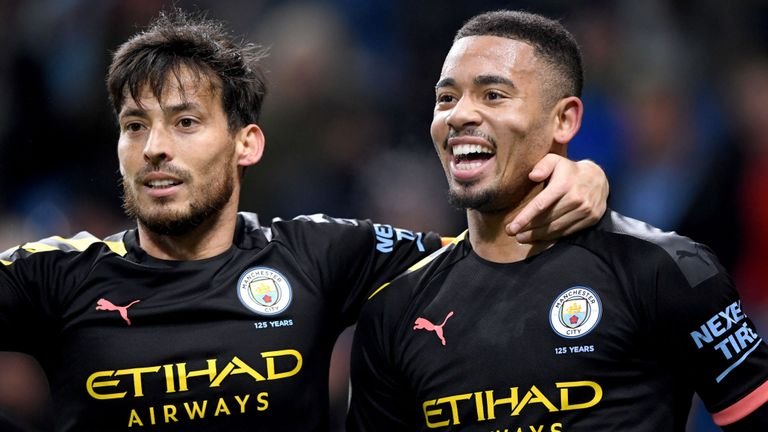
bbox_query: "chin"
[448,187,495,211]
[139,211,203,236]
[448,181,530,213]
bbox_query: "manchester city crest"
[549,286,602,339]
[237,267,293,316]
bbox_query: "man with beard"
[346,10,768,432]
[0,10,609,431]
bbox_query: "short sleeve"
[655,245,768,422]
[271,215,444,325]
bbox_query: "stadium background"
[0,0,766,430]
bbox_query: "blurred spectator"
[241,1,385,221]
[567,4,627,182]
[728,55,768,324]
[357,144,464,235]
[0,352,51,431]
[607,0,742,275]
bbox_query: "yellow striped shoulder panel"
[1,232,126,265]
[368,231,467,300]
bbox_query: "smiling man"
[347,10,768,432]
[0,9,612,431]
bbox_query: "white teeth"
[452,144,493,156]
[147,179,179,188]
[455,161,483,171]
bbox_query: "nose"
[143,126,173,164]
[446,95,482,131]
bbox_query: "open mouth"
[452,144,495,170]
[145,179,182,189]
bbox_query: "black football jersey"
[0,212,443,431]
[348,210,768,432]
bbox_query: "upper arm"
[277,216,443,324]
[653,251,768,425]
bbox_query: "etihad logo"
[96,298,141,325]
[86,350,302,400]
[414,311,454,346]
[549,287,601,339]
[422,381,602,428]
[237,267,292,316]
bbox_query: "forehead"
[119,68,221,112]
[440,36,538,81]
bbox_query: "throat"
[470,233,554,263]
[466,206,553,263]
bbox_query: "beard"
[447,177,534,214]
[121,162,235,236]
[448,186,499,211]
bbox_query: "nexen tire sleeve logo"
[549,286,602,339]
[237,267,293,316]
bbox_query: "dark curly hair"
[455,10,583,105]
[106,9,268,132]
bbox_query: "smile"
[451,144,495,170]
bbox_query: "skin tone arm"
[508,155,608,243]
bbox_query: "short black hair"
[455,10,583,103]
[106,9,268,132]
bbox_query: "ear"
[552,96,583,146]
[235,124,265,167]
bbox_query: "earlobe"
[237,124,265,167]
[553,97,583,145]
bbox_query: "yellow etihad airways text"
[423,380,602,428]
[86,349,302,399]
[127,392,268,427]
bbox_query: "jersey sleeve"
[346,278,421,431]
[271,215,444,326]
[0,244,61,353]
[653,243,768,427]
[0,233,112,354]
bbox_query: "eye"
[124,122,145,133]
[436,93,456,104]
[486,91,503,100]
[178,118,197,128]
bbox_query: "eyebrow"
[435,77,456,89]
[162,102,200,116]
[118,107,147,119]
[435,75,516,89]
[119,102,202,120]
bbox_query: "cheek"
[430,115,447,148]
[116,141,137,174]
[202,141,238,172]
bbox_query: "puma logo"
[96,298,141,326]
[676,247,708,265]
[414,311,454,346]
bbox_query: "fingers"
[510,197,581,242]
[507,154,575,236]
[514,211,590,243]
[507,179,571,235]
[528,153,561,182]
[506,157,609,243]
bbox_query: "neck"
[137,206,238,261]
[466,183,554,263]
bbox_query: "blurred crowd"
[0,0,766,430]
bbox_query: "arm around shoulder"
[509,155,608,243]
